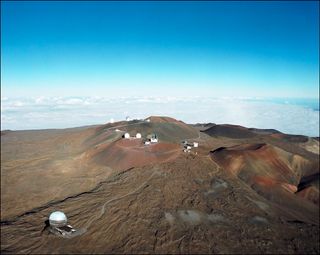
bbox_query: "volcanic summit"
[1,116,319,254]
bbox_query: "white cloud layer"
[1,96,319,137]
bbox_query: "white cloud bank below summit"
[1,96,319,137]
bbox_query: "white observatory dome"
[136,133,142,139]
[49,211,68,227]
[124,133,130,139]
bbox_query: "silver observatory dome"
[49,211,68,227]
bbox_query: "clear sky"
[1,1,319,98]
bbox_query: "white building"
[124,133,130,139]
[150,134,158,143]
[144,141,151,145]
[136,133,142,139]
[49,211,67,227]
[126,116,131,121]
[193,142,199,148]
[115,129,121,132]
[48,211,76,237]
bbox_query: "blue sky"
[1,1,319,98]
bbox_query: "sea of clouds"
[1,96,319,137]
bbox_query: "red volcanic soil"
[253,175,278,186]
[210,143,315,196]
[85,115,199,146]
[270,133,309,143]
[1,117,320,254]
[86,138,181,171]
[210,143,310,185]
[281,183,298,193]
[148,116,182,123]
[248,128,280,135]
[253,176,297,193]
[203,124,257,139]
[210,143,319,224]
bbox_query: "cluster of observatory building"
[110,116,158,145]
[111,116,199,151]
[46,116,201,238]
[122,131,158,145]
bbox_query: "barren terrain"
[1,117,319,254]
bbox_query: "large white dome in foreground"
[49,211,68,227]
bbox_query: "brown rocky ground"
[1,117,319,254]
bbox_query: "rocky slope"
[1,117,319,254]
